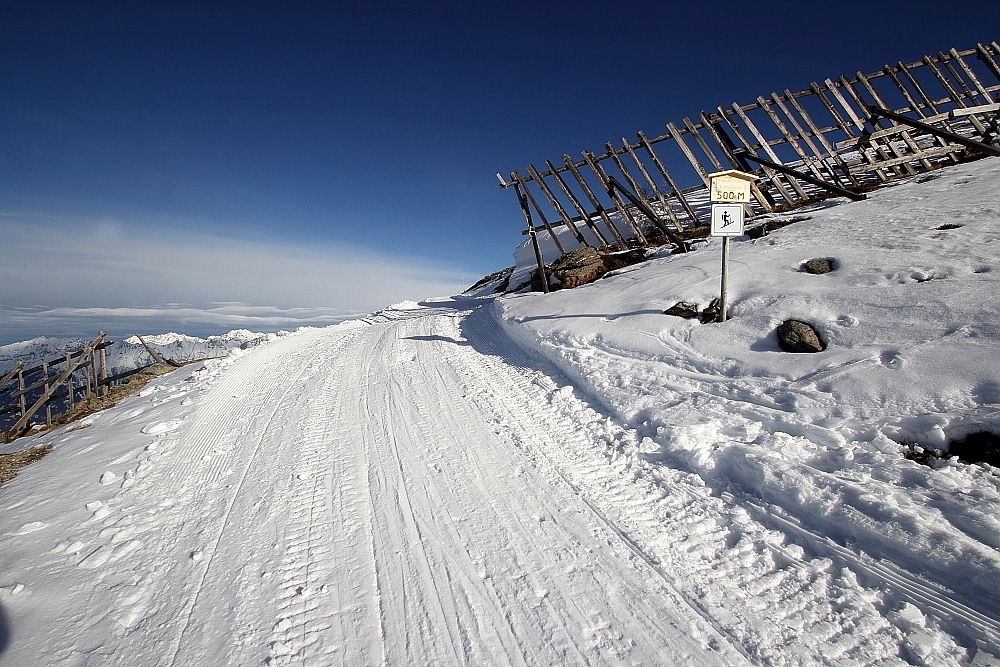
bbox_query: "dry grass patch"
[0,444,52,488]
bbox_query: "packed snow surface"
[1,158,999,666]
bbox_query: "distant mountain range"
[0,329,286,376]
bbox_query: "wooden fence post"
[65,354,74,409]
[545,159,611,246]
[636,131,701,225]
[620,137,685,230]
[513,170,566,256]
[526,164,588,247]
[583,150,647,244]
[562,154,628,246]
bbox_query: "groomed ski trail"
[8,305,743,667]
[4,300,988,666]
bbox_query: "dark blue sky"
[1,0,997,341]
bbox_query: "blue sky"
[1,0,996,343]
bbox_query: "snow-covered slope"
[0,157,998,667]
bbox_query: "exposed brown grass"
[0,444,52,488]
[6,361,183,444]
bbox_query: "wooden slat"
[940,51,986,106]
[682,117,725,172]
[605,141,674,237]
[848,145,957,173]
[729,104,808,199]
[698,111,770,213]
[513,170,565,255]
[665,121,712,186]
[42,362,51,424]
[0,363,24,394]
[582,151,646,244]
[65,354,74,409]
[840,73,914,175]
[562,154,628,246]
[975,43,1000,85]
[99,348,108,398]
[526,164,588,246]
[782,89,859,186]
[756,95,826,180]
[619,138,684,230]
[636,131,701,224]
[544,160,611,246]
[881,63,962,160]
[855,70,932,171]
[716,106,798,204]
[923,55,989,135]
[813,79,888,181]
[823,78,895,178]
[949,48,993,104]
[17,370,26,417]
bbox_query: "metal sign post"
[707,170,755,322]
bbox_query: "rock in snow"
[776,319,826,352]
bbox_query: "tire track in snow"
[165,330,350,667]
[309,307,736,666]
[455,303,943,666]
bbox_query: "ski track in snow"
[1,299,997,666]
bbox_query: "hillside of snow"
[0,156,998,667]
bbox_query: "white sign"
[711,204,744,236]
[710,175,751,203]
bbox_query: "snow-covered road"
[1,305,750,666]
[2,295,998,666]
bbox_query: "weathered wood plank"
[513,170,566,255]
[682,117,725,172]
[582,151,647,244]
[526,164,588,246]
[782,89,859,185]
[847,145,958,172]
[950,48,993,103]
[855,70,931,171]
[606,141,675,237]
[729,104,808,199]
[822,78,893,178]
[757,95,826,180]
[699,111,770,213]
[716,106,797,204]
[0,363,24,394]
[665,121,712,186]
[563,155,628,245]
[636,131,701,225]
[620,138,684,230]
[923,55,989,135]
[545,159,611,245]
[975,43,1000,84]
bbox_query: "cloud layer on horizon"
[1,213,472,343]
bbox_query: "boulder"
[529,267,552,292]
[803,259,835,274]
[776,320,826,353]
[701,298,721,324]
[664,302,699,319]
[550,247,606,289]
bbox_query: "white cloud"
[0,213,470,342]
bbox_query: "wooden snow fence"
[0,332,128,443]
[499,43,1000,258]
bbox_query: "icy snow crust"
[0,158,998,666]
